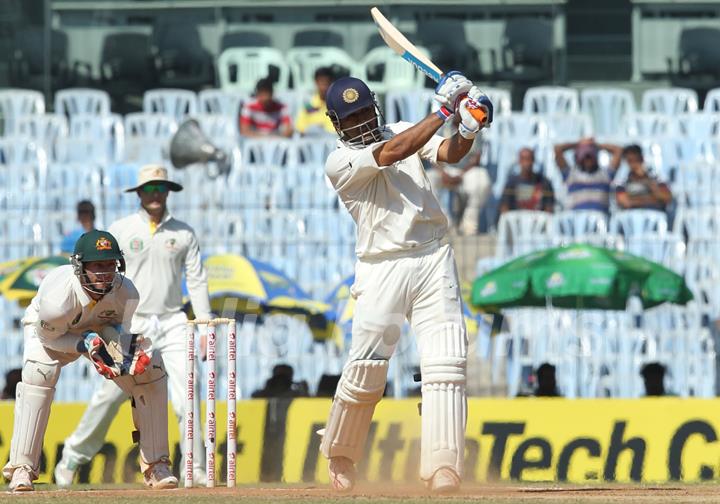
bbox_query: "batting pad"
[420,323,467,481]
[2,382,55,480]
[115,353,170,473]
[320,359,389,462]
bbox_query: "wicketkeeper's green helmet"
[71,230,126,294]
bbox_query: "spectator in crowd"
[60,200,96,253]
[554,138,623,214]
[534,362,561,397]
[251,364,309,398]
[1,368,21,400]
[616,144,672,212]
[500,148,555,214]
[295,66,336,136]
[239,77,293,138]
[427,145,492,235]
[641,362,667,396]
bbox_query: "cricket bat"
[370,6,487,124]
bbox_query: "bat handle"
[468,107,488,124]
[457,92,488,125]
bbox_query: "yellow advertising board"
[2,398,720,484]
[0,400,266,484]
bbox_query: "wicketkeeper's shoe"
[53,456,77,487]
[328,456,356,492]
[428,467,461,494]
[9,466,34,492]
[143,460,178,490]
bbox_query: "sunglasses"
[140,184,169,194]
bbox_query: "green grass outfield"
[2,482,720,504]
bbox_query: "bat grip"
[455,92,488,124]
[468,107,488,124]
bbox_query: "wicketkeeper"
[2,230,177,492]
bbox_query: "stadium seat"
[482,87,512,117]
[522,86,580,115]
[286,47,357,93]
[198,89,247,118]
[672,161,720,208]
[59,113,124,164]
[0,136,44,166]
[619,112,672,138]
[217,47,290,93]
[0,89,45,136]
[546,113,594,142]
[551,210,609,246]
[16,114,68,163]
[490,18,555,84]
[580,88,636,138]
[240,138,292,167]
[641,88,699,114]
[194,113,238,143]
[384,89,436,124]
[152,21,213,90]
[142,89,198,122]
[54,88,112,118]
[495,210,552,259]
[99,32,157,113]
[609,209,668,239]
[702,88,720,113]
[122,113,177,163]
[220,31,272,50]
[361,46,427,93]
[274,90,303,124]
[293,29,344,48]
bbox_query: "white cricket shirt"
[24,265,140,354]
[325,121,448,259]
[109,209,211,320]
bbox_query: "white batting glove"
[458,98,480,139]
[467,86,494,124]
[434,71,473,121]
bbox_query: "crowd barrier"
[2,398,720,484]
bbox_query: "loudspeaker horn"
[169,119,230,175]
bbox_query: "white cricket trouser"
[330,241,468,480]
[3,326,169,480]
[428,166,491,235]
[60,311,204,472]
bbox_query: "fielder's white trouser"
[60,311,204,473]
[428,166,491,235]
[320,242,468,482]
[2,326,170,481]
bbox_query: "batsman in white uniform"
[319,74,493,493]
[3,230,177,492]
[55,165,212,485]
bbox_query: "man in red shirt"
[239,78,293,138]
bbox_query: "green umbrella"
[471,243,693,312]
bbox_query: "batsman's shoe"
[143,460,178,489]
[9,466,34,493]
[53,457,77,487]
[428,467,461,494]
[328,456,356,492]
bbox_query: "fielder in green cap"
[3,230,178,492]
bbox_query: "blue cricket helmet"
[326,77,376,120]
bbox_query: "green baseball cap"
[73,230,123,263]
